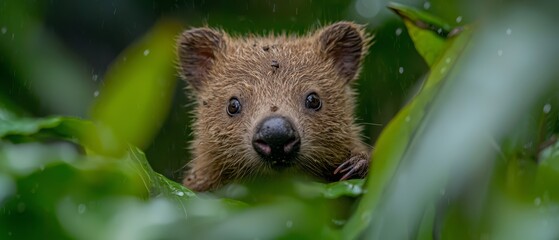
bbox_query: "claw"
[334,154,369,180]
[340,167,358,180]
[334,160,352,175]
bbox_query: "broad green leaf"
[321,179,365,199]
[126,145,196,203]
[388,2,461,67]
[0,116,96,144]
[292,179,365,200]
[0,114,199,205]
[89,20,182,156]
[342,26,473,240]
[0,117,63,137]
[387,2,454,33]
[0,143,147,239]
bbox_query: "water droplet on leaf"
[543,103,551,113]
[286,220,293,228]
[78,204,87,214]
[534,197,541,206]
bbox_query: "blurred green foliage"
[1,0,559,239]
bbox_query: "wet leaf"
[0,142,147,239]
[321,179,365,199]
[0,116,95,144]
[388,2,462,67]
[89,20,182,156]
[126,145,196,204]
[342,26,473,240]
[536,140,559,200]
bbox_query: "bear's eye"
[305,93,322,111]
[227,97,242,116]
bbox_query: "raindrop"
[78,204,87,214]
[440,67,447,74]
[398,67,404,74]
[395,28,403,36]
[405,116,411,122]
[355,0,381,18]
[455,16,462,23]
[332,219,347,226]
[350,183,362,194]
[497,50,503,56]
[543,103,551,114]
[1,27,6,34]
[423,1,431,10]
[176,191,185,196]
[445,57,451,64]
[143,49,150,56]
[534,197,541,206]
[272,3,276,12]
[286,220,293,228]
[437,28,442,34]
[506,28,512,35]
[92,74,98,82]
[93,90,100,97]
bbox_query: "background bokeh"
[2,1,559,239]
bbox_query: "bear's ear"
[317,22,368,83]
[177,28,225,91]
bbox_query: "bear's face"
[178,22,368,184]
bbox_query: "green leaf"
[536,140,559,200]
[321,179,365,199]
[387,2,454,33]
[126,145,196,203]
[0,142,147,239]
[0,117,63,137]
[0,116,96,144]
[89,20,182,156]
[388,2,462,67]
[342,25,473,240]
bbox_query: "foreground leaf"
[0,116,96,144]
[342,24,473,240]
[89,20,182,156]
[388,2,461,66]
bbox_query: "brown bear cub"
[177,22,372,192]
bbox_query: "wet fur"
[177,22,372,191]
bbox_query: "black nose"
[252,116,300,166]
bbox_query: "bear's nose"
[252,116,300,167]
